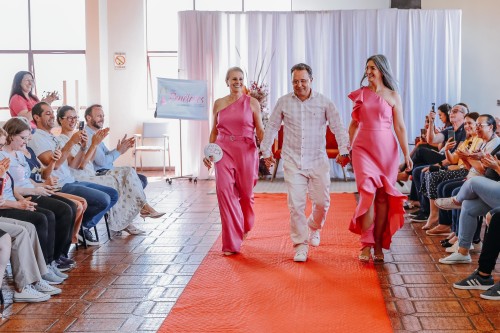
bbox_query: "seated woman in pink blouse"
[9,71,58,129]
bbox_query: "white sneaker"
[33,280,62,296]
[308,228,321,247]
[445,242,474,253]
[42,267,64,285]
[293,250,308,262]
[13,284,50,303]
[439,252,472,264]
[49,261,68,279]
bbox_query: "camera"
[431,102,435,112]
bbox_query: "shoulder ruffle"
[348,87,365,121]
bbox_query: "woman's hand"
[485,211,492,227]
[0,158,10,177]
[80,130,88,150]
[16,198,37,211]
[52,149,62,161]
[404,155,413,172]
[443,138,456,152]
[481,153,500,169]
[203,156,213,169]
[33,186,55,196]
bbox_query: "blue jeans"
[437,178,464,226]
[413,165,429,214]
[61,181,119,229]
[456,177,500,249]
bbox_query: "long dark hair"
[10,71,40,102]
[360,54,398,91]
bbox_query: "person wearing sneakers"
[261,63,350,262]
[436,128,500,264]
[0,217,62,302]
[453,207,500,300]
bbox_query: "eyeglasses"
[448,109,463,115]
[62,116,79,121]
[477,123,491,128]
[292,79,310,85]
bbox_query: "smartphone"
[420,128,426,136]
[447,129,455,142]
[431,102,435,112]
[78,121,85,131]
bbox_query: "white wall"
[422,0,500,116]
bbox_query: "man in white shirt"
[260,63,350,262]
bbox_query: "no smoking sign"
[114,52,126,70]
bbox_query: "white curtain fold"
[178,9,461,178]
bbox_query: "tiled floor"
[0,174,499,332]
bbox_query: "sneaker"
[33,280,62,296]
[58,255,76,267]
[308,228,321,247]
[293,250,308,262]
[439,252,472,264]
[78,228,100,246]
[13,284,50,303]
[446,242,474,253]
[480,282,500,300]
[55,258,73,272]
[50,261,69,278]
[453,270,495,290]
[42,268,64,285]
[435,196,462,210]
[410,211,429,222]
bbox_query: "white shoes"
[293,250,308,262]
[13,284,51,303]
[308,228,321,247]
[33,279,62,295]
[42,267,64,285]
[439,252,472,264]
[445,242,475,253]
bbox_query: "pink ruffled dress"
[348,87,406,249]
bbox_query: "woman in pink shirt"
[9,71,58,129]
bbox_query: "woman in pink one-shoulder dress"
[348,55,413,263]
[203,67,264,256]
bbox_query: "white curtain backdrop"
[178,9,461,179]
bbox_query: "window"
[0,0,86,117]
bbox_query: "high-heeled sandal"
[358,247,371,263]
[140,211,166,220]
[372,253,385,263]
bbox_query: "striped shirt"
[260,90,350,170]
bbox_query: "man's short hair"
[290,63,313,78]
[85,104,102,119]
[32,102,50,119]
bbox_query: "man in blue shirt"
[84,104,148,188]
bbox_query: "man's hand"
[263,156,275,170]
[92,128,110,145]
[117,134,135,154]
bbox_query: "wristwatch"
[340,154,349,158]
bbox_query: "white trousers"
[283,159,331,250]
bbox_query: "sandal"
[358,247,371,263]
[372,253,385,263]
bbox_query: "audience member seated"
[0,217,62,302]
[408,103,468,223]
[84,104,148,189]
[56,106,164,235]
[419,112,481,232]
[452,207,500,301]
[2,117,78,272]
[28,102,119,245]
[9,71,58,129]
[436,136,500,264]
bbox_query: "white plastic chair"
[133,122,170,176]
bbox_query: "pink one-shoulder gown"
[348,87,406,249]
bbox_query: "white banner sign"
[156,78,208,120]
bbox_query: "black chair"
[76,213,111,249]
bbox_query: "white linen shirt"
[260,90,350,170]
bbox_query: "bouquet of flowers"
[248,80,270,128]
